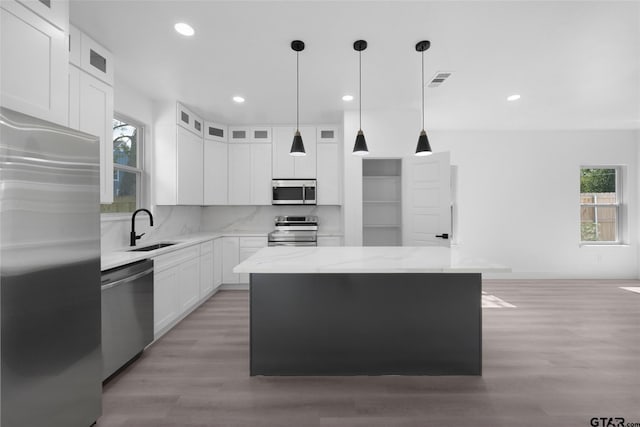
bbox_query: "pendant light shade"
[290,40,306,156]
[353,130,369,155]
[290,130,305,156]
[352,40,369,156]
[415,40,433,156]
[415,130,432,156]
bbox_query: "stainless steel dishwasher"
[101,259,154,381]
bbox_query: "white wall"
[344,110,639,279]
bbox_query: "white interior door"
[402,152,451,247]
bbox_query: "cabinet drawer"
[200,240,214,255]
[80,32,114,85]
[153,245,200,272]
[239,236,267,248]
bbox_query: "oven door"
[272,180,304,204]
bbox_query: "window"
[100,115,144,214]
[580,167,620,243]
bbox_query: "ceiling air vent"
[428,71,452,88]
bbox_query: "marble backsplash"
[101,206,202,252]
[101,205,343,253]
[201,205,342,234]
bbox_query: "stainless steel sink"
[128,242,176,252]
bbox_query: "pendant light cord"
[421,50,424,131]
[296,51,299,131]
[359,50,362,131]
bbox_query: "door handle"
[435,233,449,239]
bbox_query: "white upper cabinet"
[250,127,271,142]
[67,25,115,204]
[251,144,272,205]
[176,126,204,205]
[228,143,271,205]
[228,126,271,143]
[204,121,227,142]
[227,144,252,205]
[203,139,228,205]
[16,0,68,30]
[78,72,114,204]
[228,126,250,143]
[272,126,316,179]
[176,102,204,137]
[68,24,80,66]
[70,70,114,204]
[79,31,114,85]
[317,142,341,205]
[1,0,68,126]
[155,101,204,205]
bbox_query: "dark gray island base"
[250,273,482,376]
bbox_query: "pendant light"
[290,40,306,156]
[352,40,369,156]
[415,40,433,156]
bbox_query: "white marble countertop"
[233,246,511,274]
[101,232,267,271]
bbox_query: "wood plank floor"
[97,280,640,427]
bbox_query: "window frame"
[101,113,145,216]
[579,165,623,246]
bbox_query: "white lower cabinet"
[152,245,200,338]
[153,264,180,336]
[221,236,266,284]
[151,235,264,339]
[213,238,223,290]
[222,237,240,284]
[239,236,267,283]
[317,236,343,246]
[179,255,200,313]
[199,241,214,298]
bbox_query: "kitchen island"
[234,246,509,376]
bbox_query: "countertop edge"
[101,232,268,271]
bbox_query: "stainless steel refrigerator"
[0,107,101,426]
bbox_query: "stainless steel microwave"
[272,179,316,205]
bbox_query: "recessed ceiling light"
[507,94,521,101]
[233,96,245,103]
[174,22,194,37]
[342,95,354,101]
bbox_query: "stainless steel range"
[268,215,318,246]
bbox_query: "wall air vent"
[428,71,452,88]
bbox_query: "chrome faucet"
[130,208,154,246]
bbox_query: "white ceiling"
[69,1,640,130]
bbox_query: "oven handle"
[268,242,317,247]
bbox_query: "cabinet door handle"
[435,233,449,239]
